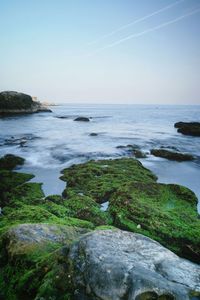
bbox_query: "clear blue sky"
[0,0,200,104]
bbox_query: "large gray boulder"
[70,229,200,300]
[0,91,51,114]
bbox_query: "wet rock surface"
[74,116,90,122]
[174,122,200,137]
[70,229,200,300]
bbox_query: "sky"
[0,0,200,104]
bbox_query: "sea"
[0,104,200,211]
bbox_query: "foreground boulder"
[151,149,194,161]
[1,226,200,300]
[0,224,90,300]
[70,229,200,300]
[174,122,200,136]
[0,91,51,115]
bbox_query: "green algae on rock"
[62,188,112,226]
[61,158,157,203]
[61,158,200,263]
[151,149,194,161]
[0,154,25,170]
[109,182,199,262]
[0,224,89,300]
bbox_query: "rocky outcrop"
[151,149,194,161]
[174,122,200,136]
[70,229,200,300]
[61,158,200,263]
[74,116,90,122]
[0,91,51,115]
[1,226,200,300]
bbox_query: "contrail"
[88,0,185,45]
[88,7,200,55]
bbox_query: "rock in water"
[0,154,25,170]
[70,229,200,300]
[151,149,194,161]
[0,91,51,114]
[74,116,90,122]
[174,122,200,137]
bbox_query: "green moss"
[0,237,73,300]
[109,182,200,262]
[61,158,157,203]
[61,158,200,262]
[62,188,112,226]
[8,182,45,207]
[0,204,94,235]
[95,225,117,230]
[0,154,25,170]
[0,170,34,207]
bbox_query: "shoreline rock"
[0,155,200,299]
[1,227,200,300]
[70,229,200,300]
[151,148,194,161]
[61,158,200,262]
[74,116,90,122]
[174,121,200,136]
[0,91,52,115]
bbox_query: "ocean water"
[0,104,200,211]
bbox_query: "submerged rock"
[0,91,51,115]
[132,149,147,158]
[151,149,194,161]
[74,116,90,122]
[174,122,200,136]
[70,229,200,300]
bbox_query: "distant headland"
[0,91,52,115]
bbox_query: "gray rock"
[74,116,90,122]
[70,229,200,300]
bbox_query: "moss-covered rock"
[62,188,112,226]
[0,224,89,300]
[151,149,194,161]
[0,154,25,170]
[109,182,199,262]
[61,158,200,262]
[61,158,157,203]
[0,170,34,207]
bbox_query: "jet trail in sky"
[88,7,200,55]
[88,0,185,45]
